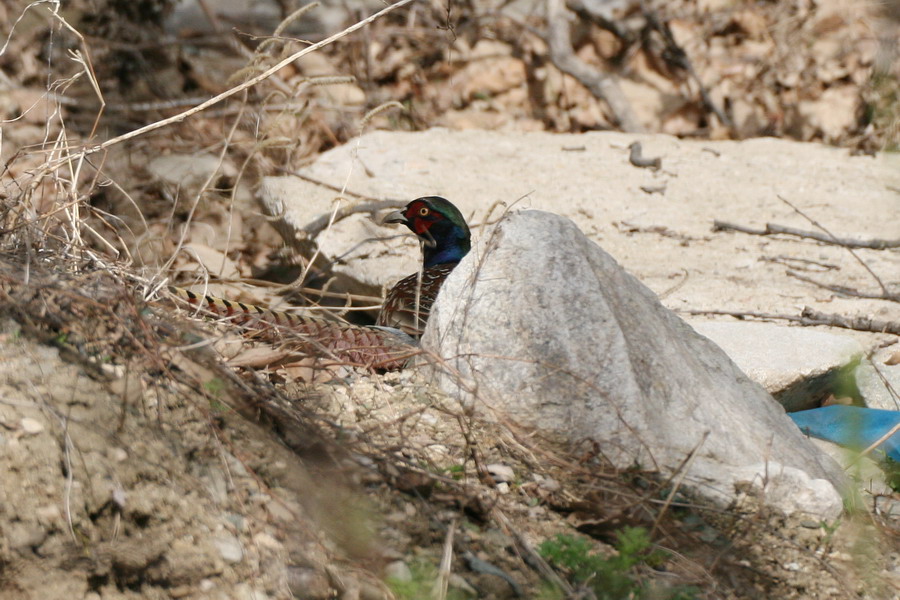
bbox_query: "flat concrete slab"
[691,321,863,411]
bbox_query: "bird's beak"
[381,209,408,225]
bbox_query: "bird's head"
[382,196,471,268]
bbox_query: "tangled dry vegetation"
[0,0,898,599]
[2,254,897,599]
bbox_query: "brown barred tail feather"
[166,285,416,370]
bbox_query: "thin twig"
[760,255,839,271]
[712,220,900,250]
[495,511,574,595]
[158,92,247,277]
[786,270,899,303]
[62,414,76,541]
[869,351,900,407]
[657,268,689,300]
[650,432,708,538]
[857,420,900,461]
[777,194,892,297]
[681,308,900,335]
[799,307,900,336]
[432,518,456,600]
[301,199,408,238]
[47,8,106,139]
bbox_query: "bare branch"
[799,307,900,336]
[713,220,900,250]
[682,308,900,335]
[786,270,899,303]
[777,194,893,298]
[301,200,408,239]
[545,0,644,132]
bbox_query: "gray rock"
[384,560,412,583]
[196,465,229,506]
[855,347,900,411]
[287,566,332,599]
[167,0,384,38]
[233,583,269,600]
[486,464,515,483]
[688,321,864,411]
[146,153,254,213]
[6,522,47,550]
[166,0,284,35]
[147,153,234,188]
[212,534,244,564]
[19,417,44,435]
[422,210,848,518]
[224,512,246,532]
[448,573,478,595]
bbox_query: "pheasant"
[168,286,416,370]
[167,197,469,370]
[376,196,471,338]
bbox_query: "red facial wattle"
[413,218,432,235]
[405,201,441,236]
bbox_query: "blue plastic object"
[790,405,900,462]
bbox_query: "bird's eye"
[419,207,430,216]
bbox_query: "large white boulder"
[423,210,849,518]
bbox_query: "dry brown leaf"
[455,40,526,102]
[295,52,366,106]
[281,357,341,383]
[729,10,769,39]
[797,84,860,140]
[822,394,854,406]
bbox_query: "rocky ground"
[0,247,897,599]
[0,0,898,599]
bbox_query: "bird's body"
[167,196,469,370]
[376,197,471,338]
[169,286,414,370]
[376,263,456,336]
